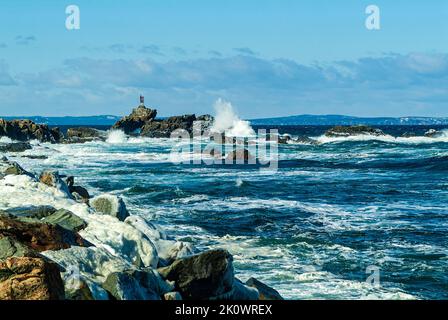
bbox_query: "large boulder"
[0,257,65,300]
[141,114,197,138]
[40,209,88,233]
[0,119,62,143]
[157,249,234,300]
[325,125,385,137]
[245,277,284,300]
[102,269,173,300]
[90,194,130,221]
[112,106,157,134]
[65,127,106,144]
[0,214,91,252]
[0,142,32,153]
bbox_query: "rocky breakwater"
[0,156,282,300]
[112,105,213,138]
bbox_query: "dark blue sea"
[11,125,448,299]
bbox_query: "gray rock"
[230,280,259,300]
[0,158,33,178]
[0,142,32,153]
[325,125,385,137]
[91,194,130,221]
[102,269,172,300]
[41,209,87,232]
[5,206,57,219]
[245,277,284,300]
[141,114,197,138]
[157,249,234,300]
[0,236,39,260]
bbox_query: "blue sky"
[0,0,447,117]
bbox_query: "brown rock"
[0,257,65,300]
[0,214,91,252]
[0,119,62,143]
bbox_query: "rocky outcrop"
[0,119,62,143]
[0,142,32,153]
[90,194,130,221]
[64,127,106,144]
[141,114,197,138]
[0,257,65,300]
[246,277,284,300]
[102,269,172,300]
[157,249,234,300]
[325,125,385,137]
[0,214,90,251]
[112,106,157,134]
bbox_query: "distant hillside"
[1,115,121,126]
[3,114,448,126]
[250,115,448,126]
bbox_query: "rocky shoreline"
[0,155,284,300]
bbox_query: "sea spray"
[211,99,255,137]
[106,130,128,144]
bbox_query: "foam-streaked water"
[6,125,448,300]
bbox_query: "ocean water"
[7,125,448,300]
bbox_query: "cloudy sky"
[0,0,447,118]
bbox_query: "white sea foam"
[316,130,448,145]
[211,99,255,137]
[106,129,128,144]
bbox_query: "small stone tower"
[139,95,145,106]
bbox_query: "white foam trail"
[106,130,128,144]
[211,99,255,137]
[316,129,448,145]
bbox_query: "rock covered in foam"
[157,249,234,300]
[0,257,65,300]
[91,194,130,222]
[125,215,195,265]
